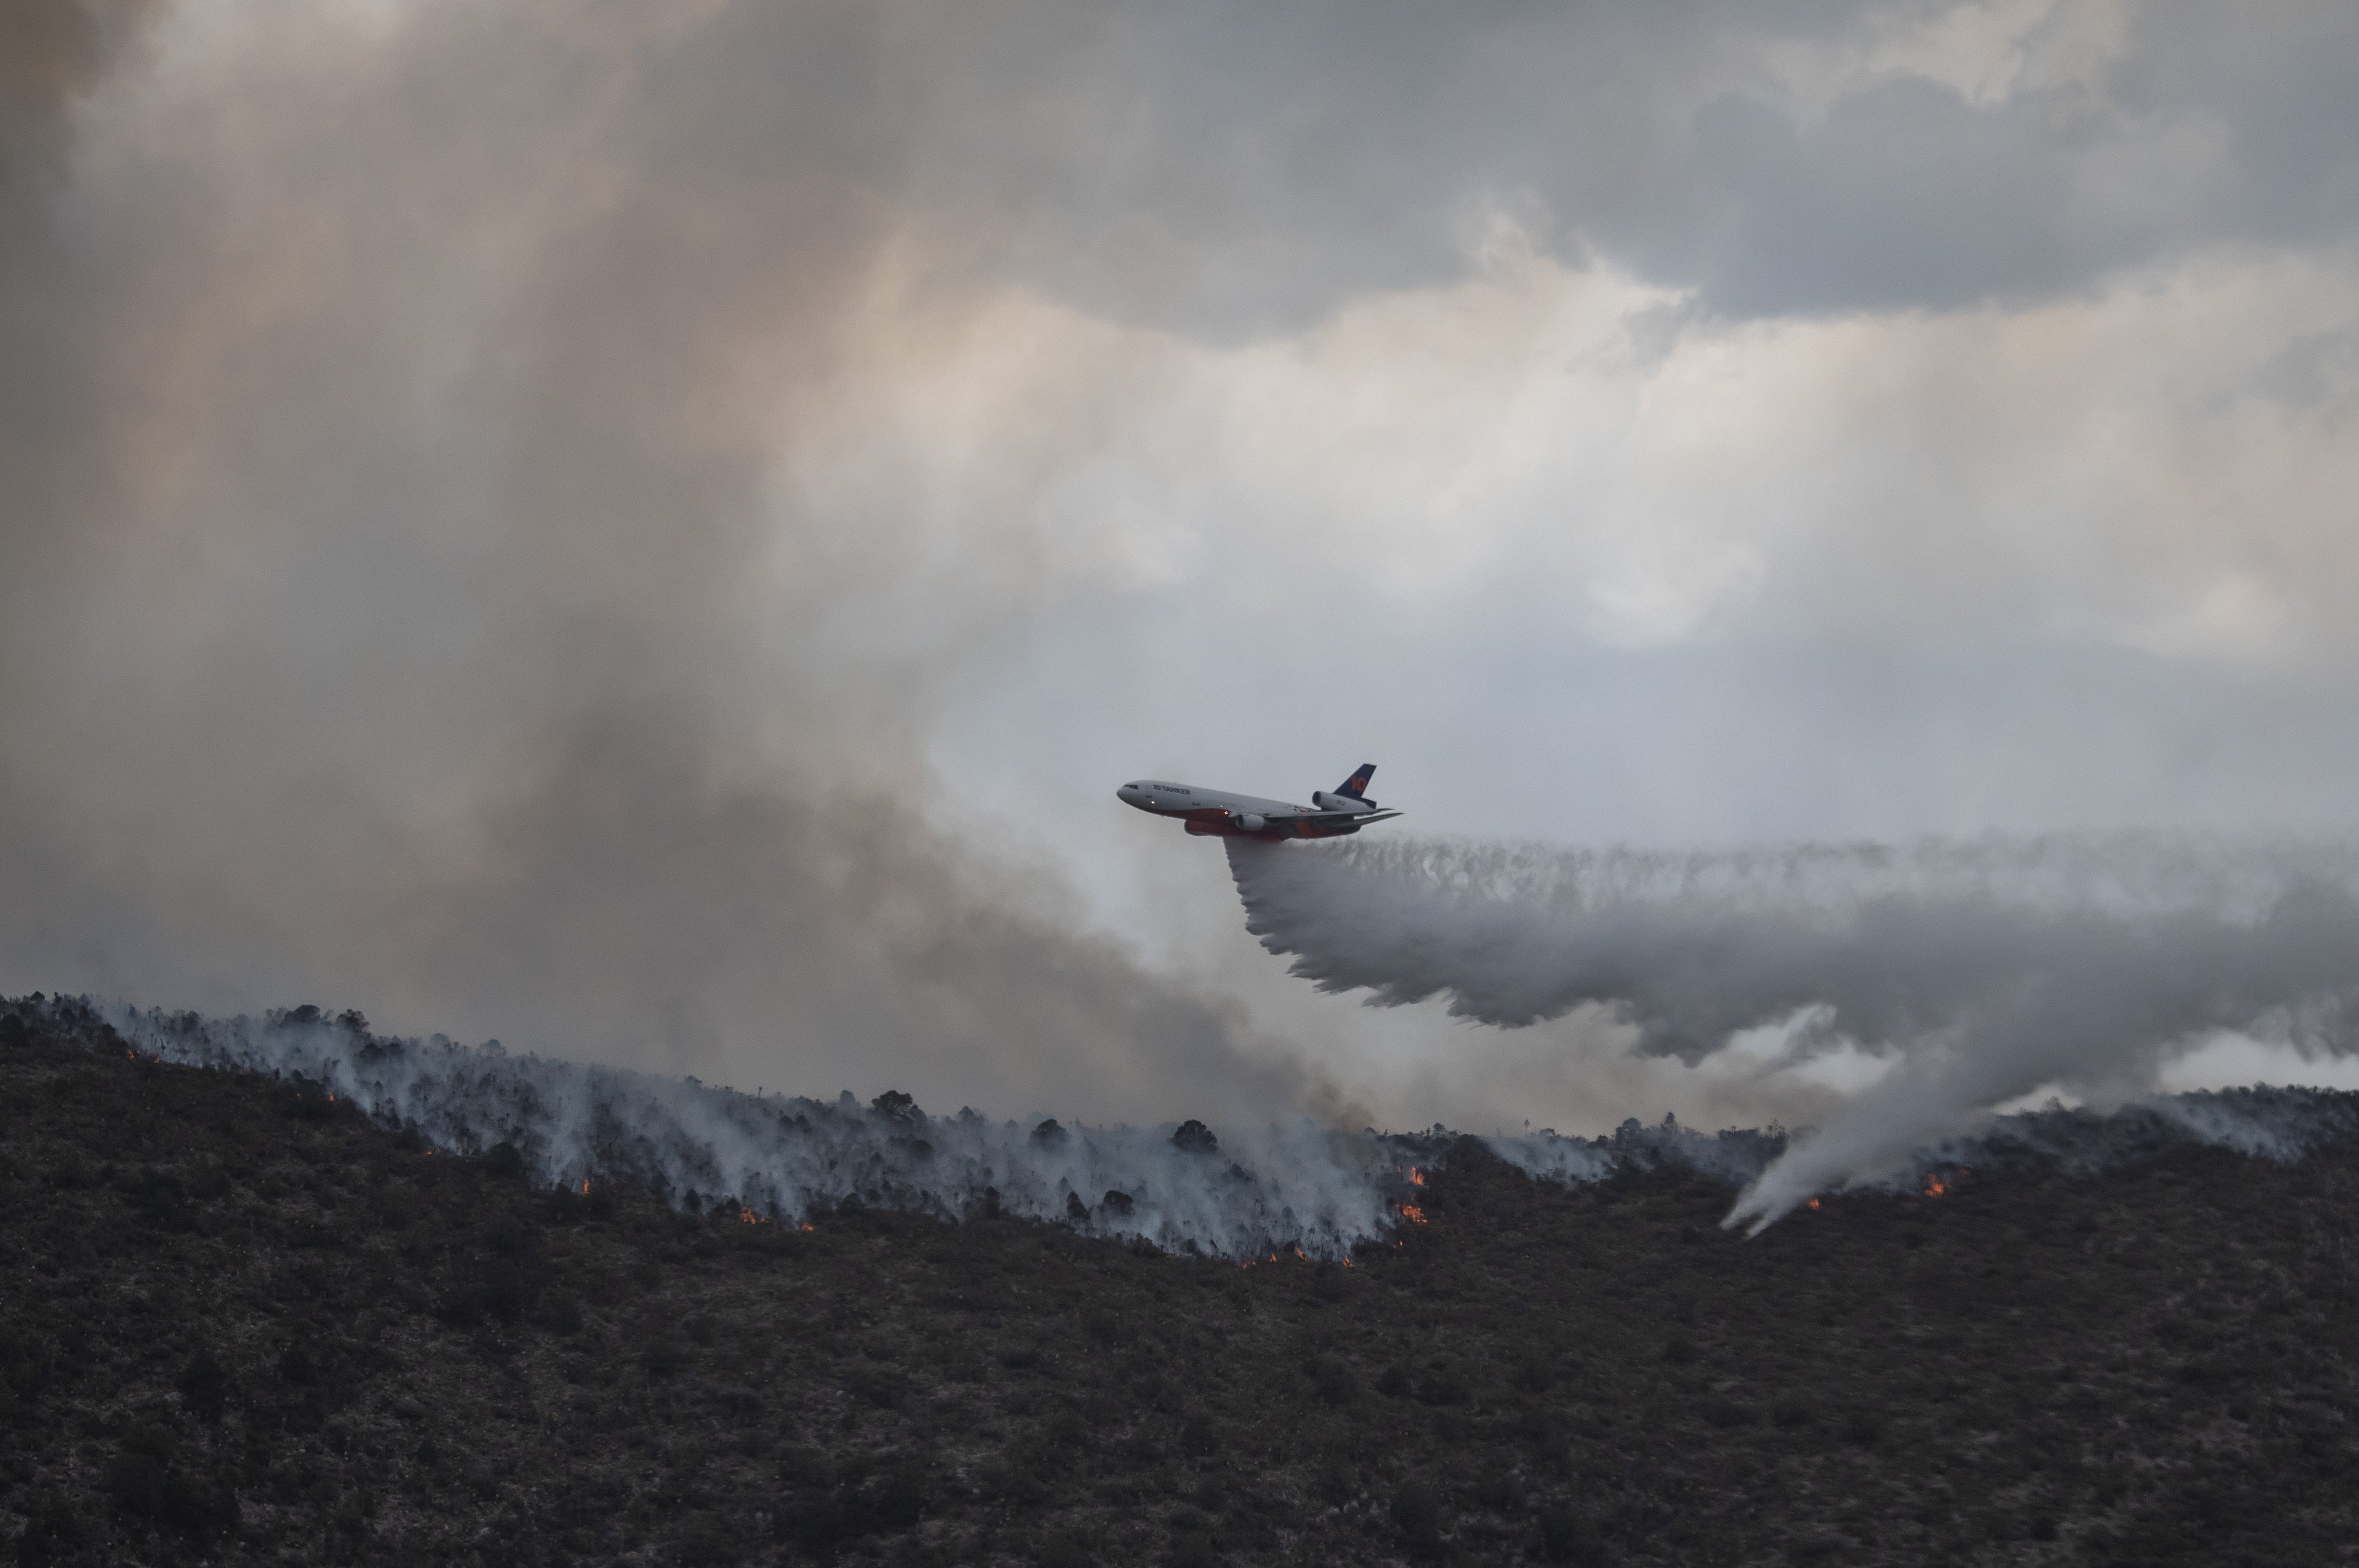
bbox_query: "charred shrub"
[480,1141,525,1178]
[846,1365,909,1409]
[774,1450,937,1555]
[1391,1478,1444,1560]
[104,1428,239,1544]
[124,1166,193,1231]
[1171,1120,1219,1155]
[1179,1410,1221,1456]
[12,1490,85,1568]
[1304,1355,1358,1405]
[435,1254,529,1326]
[1165,1528,1220,1568]
[1036,1531,1099,1568]
[481,1214,532,1257]
[844,1454,935,1533]
[176,1346,230,1425]
[103,1443,167,1518]
[1414,1365,1470,1407]
[533,1290,585,1335]
[1473,1463,1524,1512]
[1698,1395,1757,1429]
[275,1343,321,1388]
[1535,1504,1608,1566]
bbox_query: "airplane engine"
[1312,791,1374,812]
[1234,813,1267,833]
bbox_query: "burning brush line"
[35,997,2359,1253]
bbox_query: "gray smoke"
[100,998,1395,1258]
[70,995,2357,1257]
[0,1,1329,1125]
[1229,834,2359,1229]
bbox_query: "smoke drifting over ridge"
[1229,835,2359,1228]
[9,0,2359,1149]
[53,994,2357,1257]
[94,1001,1391,1259]
[0,1,1327,1123]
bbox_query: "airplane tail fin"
[1335,763,1376,802]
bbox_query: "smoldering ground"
[1229,834,2359,1229]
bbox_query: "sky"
[5,0,2358,1137]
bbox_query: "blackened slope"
[0,1002,2354,1567]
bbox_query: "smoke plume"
[96,1000,1393,1259]
[49,994,2355,1258]
[0,1,1323,1124]
[1229,834,2359,1229]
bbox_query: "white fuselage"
[1115,778,1389,840]
[1116,781,1310,819]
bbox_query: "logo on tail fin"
[1336,764,1376,802]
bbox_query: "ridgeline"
[2,1000,2354,1567]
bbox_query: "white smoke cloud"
[42,995,2351,1257]
[1227,833,2359,1229]
[105,1000,1399,1259]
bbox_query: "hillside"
[3,1000,2355,1567]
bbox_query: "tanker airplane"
[1117,764,1401,840]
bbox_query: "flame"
[1397,1203,1427,1225]
[798,1222,816,1233]
[1806,1198,1821,1210]
[580,1179,590,1195]
[1341,1258,1354,1269]
[737,1205,765,1225]
[1923,1176,1947,1198]
[1408,1168,1425,1187]
[1293,1247,1306,1261]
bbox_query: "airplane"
[1116,764,1402,839]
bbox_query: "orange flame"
[1923,1177,1947,1198]
[1408,1167,1425,1187]
[798,1222,816,1233]
[737,1205,764,1225]
[580,1179,590,1195]
[1806,1198,1821,1211]
[1397,1202,1427,1225]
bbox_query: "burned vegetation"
[2,1001,2356,1567]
